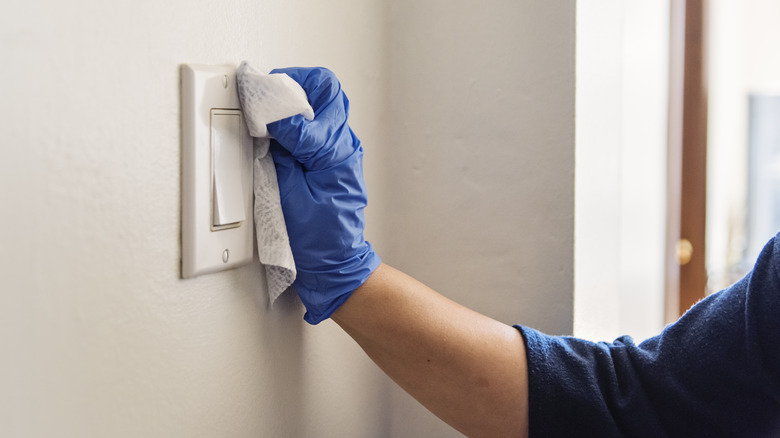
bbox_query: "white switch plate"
[181,64,254,278]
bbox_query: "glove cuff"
[296,246,382,324]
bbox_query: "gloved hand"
[267,67,381,324]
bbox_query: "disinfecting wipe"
[236,61,314,138]
[236,61,314,306]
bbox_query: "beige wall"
[384,1,575,435]
[0,0,575,437]
[1,1,392,437]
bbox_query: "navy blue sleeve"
[517,234,780,437]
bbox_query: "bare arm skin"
[332,263,530,438]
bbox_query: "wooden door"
[666,0,709,322]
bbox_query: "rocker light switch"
[181,64,254,279]
[211,109,246,228]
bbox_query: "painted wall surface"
[0,1,393,437]
[1,0,576,437]
[384,1,575,436]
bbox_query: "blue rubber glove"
[267,67,381,324]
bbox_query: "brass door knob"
[676,238,694,266]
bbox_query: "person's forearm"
[332,263,529,438]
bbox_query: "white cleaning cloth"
[236,61,314,305]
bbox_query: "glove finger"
[269,67,341,112]
[267,68,354,170]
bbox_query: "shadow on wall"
[252,285,308,437]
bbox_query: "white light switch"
[211,109,246,228]
[181,64,254,279]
